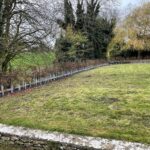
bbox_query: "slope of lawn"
[11,51,55,71]
[0,64,150,144]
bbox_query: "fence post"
[24,82,27,90]
[1,85,4,96]
[22,81,25,89]
[18,84,21,91]
[36,78,38,86]
[48,74,51,81]
[38,79,41,85]
[53,74,56,80]
[40,79,42,85]
[11,85,14,93]
[30,82,32,87]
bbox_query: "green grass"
[0,64,150,144]
[0,143,23,150]
[11,51,55,70]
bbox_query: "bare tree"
[0,0,62,73]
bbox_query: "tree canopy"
[108,2,150,59]
[0,0,57,73]
[56,0,116,61]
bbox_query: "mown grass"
[0,64,150,144]
[11,51,55,70]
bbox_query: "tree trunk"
[2,61,8,73]
[1,54,12,73]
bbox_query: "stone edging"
[0,124,150,150]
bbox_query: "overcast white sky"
[120,0,138,8]
[118,0,150,19]
[120,0,150,8]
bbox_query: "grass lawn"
[11,51,55,71]
[0,64,150,144]
[0,143,23,150]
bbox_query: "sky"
[118,0,147,19]
[120,0,138,8]
[120,0,150,9]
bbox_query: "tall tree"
[84,0,116,59]
[85,0,100,58]
[75,0,85,31]
[57,0,75,30]
[64,0,75,27]
[56,0,117,60]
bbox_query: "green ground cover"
[0,64,150,144]
[11,52,55,71]
[0,143,23,150]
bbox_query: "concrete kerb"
[0,124,150,150]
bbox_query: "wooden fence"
[1,59,150,97]
[0,63,108,97]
